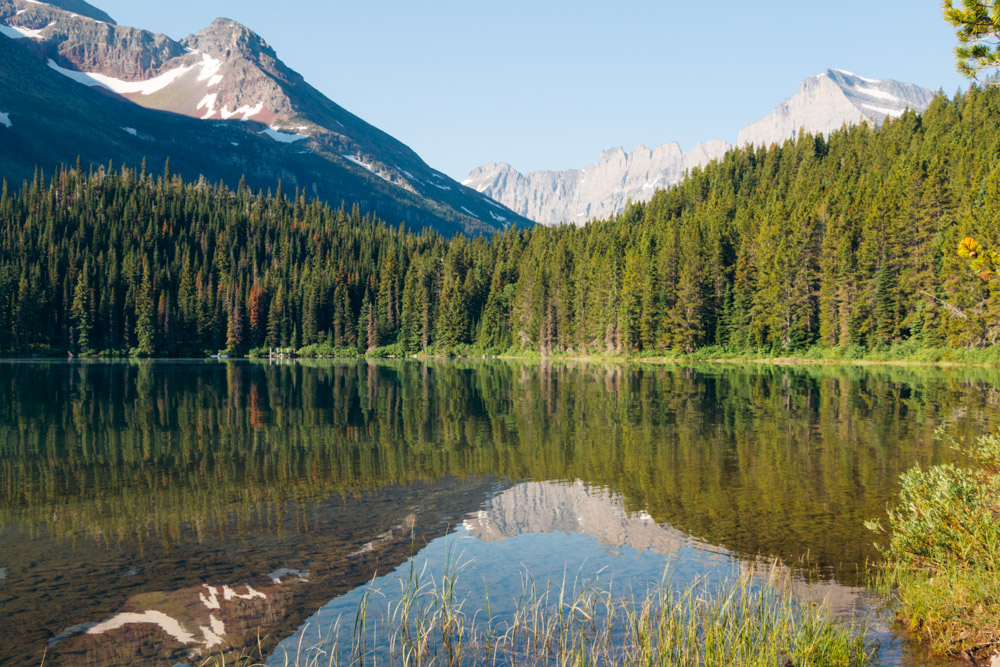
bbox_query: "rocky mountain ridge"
[464,140,730,225]
[465,69,937,226]
[0,0,528,235]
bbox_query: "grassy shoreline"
[18,341,1000,368]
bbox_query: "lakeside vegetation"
[6,84,1000,361]
[207,563,873,667]
[868,430,1000,662]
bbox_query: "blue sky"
[95,1,967,180]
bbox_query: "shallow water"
[1,358,992,665]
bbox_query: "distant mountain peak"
[737,68,936,148]
[184,17,278,62]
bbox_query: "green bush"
[868,432,1000,658]
[365,343,404,358]
[298,343,359,358]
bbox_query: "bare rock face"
[0,0,181,78]
[463,140,730,226]
[466,69,936,226]
[736,69,936,149]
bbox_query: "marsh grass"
[203,558,873,667]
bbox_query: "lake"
[1,359,995,666]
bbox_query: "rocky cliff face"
[466,69,936,226]
[0,0,529,235]
[463,140,730,225]
[736,69,937,148]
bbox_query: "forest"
[2,84,1000,357]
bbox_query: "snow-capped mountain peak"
[736,68,936,148]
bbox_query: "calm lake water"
[1,359,996,666]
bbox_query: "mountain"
[465,69,937,226]
[736,68,938,148]
[463,140,730,226]
[0,0,528,236]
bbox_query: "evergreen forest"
[3,85,1000,357]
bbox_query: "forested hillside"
[2,85,1000,357]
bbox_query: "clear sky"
[93,1,968,181]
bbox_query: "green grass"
[411,341,1000,367]
[867,431,1000,660]
[200,561,873,667]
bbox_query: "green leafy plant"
[867,431,1000,658]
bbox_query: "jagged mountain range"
[0,0,528,235]
[464,69,938,226]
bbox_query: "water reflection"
[271,480,735,667]
[0,359,991,666]
[463,480,712,558]
[3,478,498,666]
[277,480,957,667]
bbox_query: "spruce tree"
[136,261,155,356]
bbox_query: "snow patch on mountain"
[853,86,898,102]
[196,53,223,87]
[47,59,195,95]
[0,20,54,39]
[861,104,905,117]
[220,102,263,120]
[343,154,394,181]
[197,93,218,119]
[260,127,306,143]
[832,68,878,84]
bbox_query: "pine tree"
[136,260,155,356]
[70,266,91,353]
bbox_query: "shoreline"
[4,351,1000,369]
